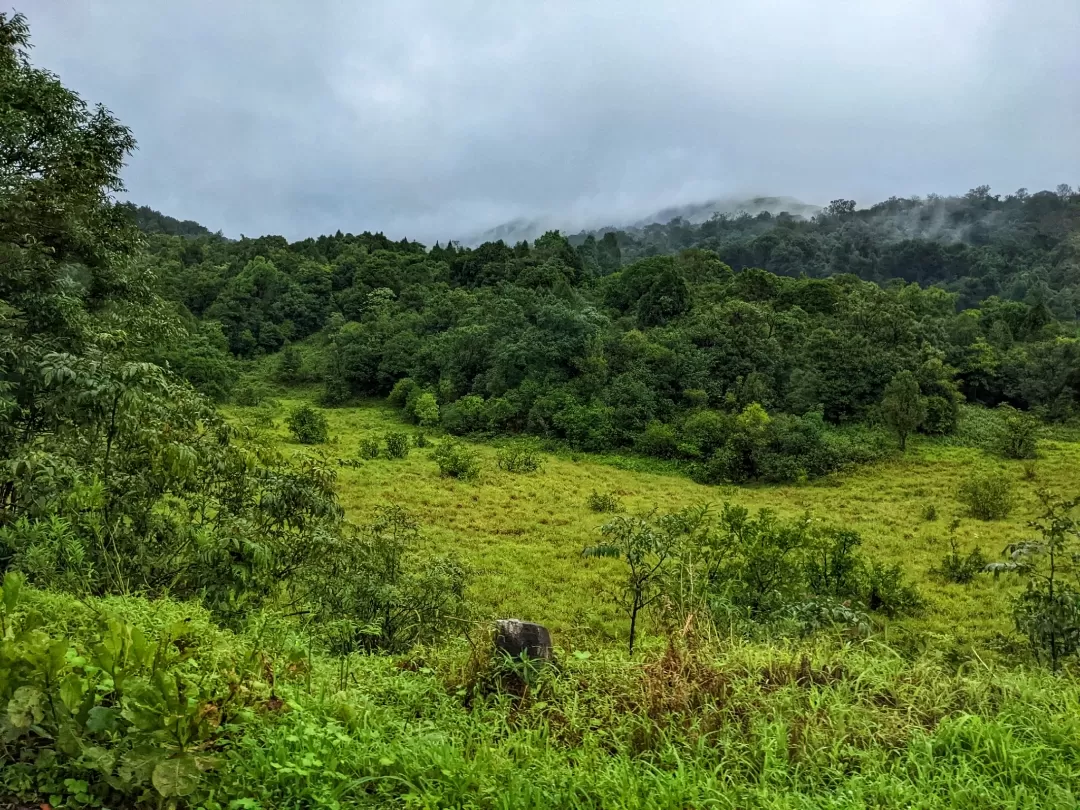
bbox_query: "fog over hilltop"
[26,0,1080,243]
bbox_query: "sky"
[25,0,1080,243]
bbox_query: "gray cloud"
[25,0,1080,242]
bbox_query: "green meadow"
[232,397,1080,653]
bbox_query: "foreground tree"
[582,513,679,655]
[0,13,352,624]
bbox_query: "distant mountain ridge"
[466,195,822,246]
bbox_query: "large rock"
[495,619,552,662]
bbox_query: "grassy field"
[6,398,1079,809]
[227,397,1080,654]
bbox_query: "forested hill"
[140,187,1080,483]
[568,187,1080,311]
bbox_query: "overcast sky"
[26,0,1080,242]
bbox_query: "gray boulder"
[495,619,552,661]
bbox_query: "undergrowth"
[4,585,1079,809]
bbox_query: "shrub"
[233,377,271,407]
[862,562,924,617]
[286,404,329,444]
[442,395,486,435]
[587,490,621,513]
[0,575,268,805]
[1014,588,1080,670]
[789,596,871,638]
[996,404,1039,459]
[636,421,679,458]
[414,432,430,448]
[320,372,351,405]
[432,438,480,480]
[384,431,410,459]
[496,440,542,473]
[958,470,1014,520]
[387,377,419,406]
[411,392,441,427]
[678,409,728,458]
[931,532,988,584]
[922,503,938,521]
[359,437,381,459]
[923,394,960,435]
[997,493,1080,670]
[483,396,520,431]
[277,343,303,382]
[303,506,469,654]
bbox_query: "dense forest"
[141,181,1080,482]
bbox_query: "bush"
[678,409,729,458]
[998,493,1080,670]
[997,404,1040,459]
[387,377,419,406]
[862,562,924,617]
[923,394,960,435]
[286,404,330,444]
[931,533,988,584]
[0,575,268,805]
[442,395,486,435]
[414,432,430,448]
[432,439,480,480]
[959,470,1014,520]
[384,431,410,459]
[233,377,272,407]
[277,343,303,382]
[587,490,621,513]
[359,437,381,459]
[636,421,679,458]
[411,392,441,427]
[496,440,542,473]
[303,506,469,654]
[921,503,938,521]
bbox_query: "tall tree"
[881,370,925,450]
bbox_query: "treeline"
[139,197,1080,481]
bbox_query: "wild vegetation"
[3,10,1080,808]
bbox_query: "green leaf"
[2,571,23,614]
[60,673,85,712]
[81,745,116,774]
[130,625,150,665]
[152,754,201,797]
[7,686,45,729]
[121,699,163,732]
[117,745,163,785]
[86,705,121,733]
